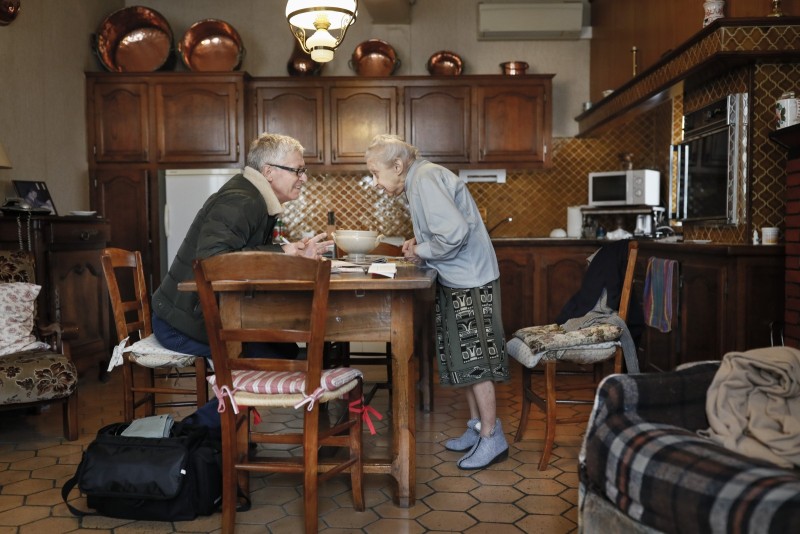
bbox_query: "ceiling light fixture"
[286,0,357,63]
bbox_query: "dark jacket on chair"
[555,239,644,341]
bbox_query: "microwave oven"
[588,169,660,206]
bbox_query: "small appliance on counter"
[588,169,660,206]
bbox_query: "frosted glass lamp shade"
[286,0,357,63]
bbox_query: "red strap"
[349,398,383,435]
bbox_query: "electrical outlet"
[479,207,488,223]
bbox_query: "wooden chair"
[0,250,79,440]
[192,251,364,534]
[101,248,209,422]
[507,240,639,470]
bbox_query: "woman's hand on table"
[402,237,420,260]
[282,232,333,259]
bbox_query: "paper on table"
[368,262,397,278]
[330,259,367,273]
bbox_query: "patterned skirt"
[435,279,509,386]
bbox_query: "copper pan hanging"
[178,19,245,72]
[94,6,173,72]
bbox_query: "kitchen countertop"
[490,237,785,256]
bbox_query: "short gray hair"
[246,133,305,170]
[365,134,418,167]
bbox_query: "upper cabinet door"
[405,85,471,163]
[254,86,324,164]
[476,83,550,165]
[155,80,242,164]
[88,81,150,163]
[330,86,398,164]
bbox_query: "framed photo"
[12,180,57,215]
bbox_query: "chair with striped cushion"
[101,248,210,422]
[193,251,364,534]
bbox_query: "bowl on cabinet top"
[426,51,463,76]
[332,230,384,255]
[178,19,244,72]
[95,5,173,72]
[500,61,528,75]
[349,39,400,77]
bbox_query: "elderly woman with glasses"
[150,132,332,428]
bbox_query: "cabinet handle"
[80,230,97,241]
[631,46,638,77]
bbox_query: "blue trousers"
[151,313,300,429]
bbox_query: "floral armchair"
[0,250,78,440]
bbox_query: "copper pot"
[0,0,21,26]
[426,51,463,76]
[95,6,173,72]
[349,39,400,77]
[178,19,245,72]
[500,61,529,75]
[287,40,324,76]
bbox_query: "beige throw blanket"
[702,346,800,468]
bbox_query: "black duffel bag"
[62,421,222,521]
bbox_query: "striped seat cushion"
[207,367,363,395]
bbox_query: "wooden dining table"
[180,262,436,507]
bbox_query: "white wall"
[0,0,590,213]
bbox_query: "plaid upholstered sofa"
[579,361,800,534]
[0,250,78,440]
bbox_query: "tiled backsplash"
[282,62,797,244]
[282,114,666,241]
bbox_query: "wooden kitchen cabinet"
[0,216,110,376]
[495,246,536,336]
[330,85,399,164]
[88,81,150,163]
[91,168,151,279]
[154,80,242,164]
[246,75,552,169]
[253,84,325,164]
[477,82,550,165]
[405,84,471,163]
[86,72,245,167]
[634,242,784,372]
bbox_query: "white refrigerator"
[159,168,238,275]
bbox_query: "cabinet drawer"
[48,223,110,246]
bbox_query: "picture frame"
[12,180,57,215]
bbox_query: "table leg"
[390,291,415,507]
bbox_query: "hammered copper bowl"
[178,19,244,72]
[500,61,529,75]
[427,51,463,76]
[350,39,399,77]
[95,6,173,72]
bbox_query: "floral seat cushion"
[0,349,78,405]
[508,323,621,368]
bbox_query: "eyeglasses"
[268,163,308,177]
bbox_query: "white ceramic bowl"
[333,230,384,255]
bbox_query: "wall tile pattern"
[281,119,663,241]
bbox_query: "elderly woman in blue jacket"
[365,134,509,470]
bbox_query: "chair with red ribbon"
[193,251,365,534]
